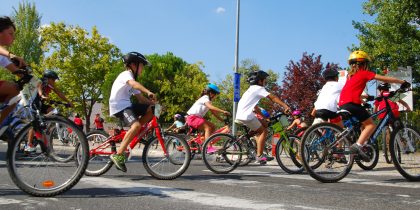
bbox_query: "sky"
[1,0,374,83]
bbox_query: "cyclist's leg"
[0,81,19,123]
[198,120,215,140]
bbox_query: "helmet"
[43,70,59,80]
[247,70,269,85]
[322,68,339,79]
[348,50,371,65]
[378,83,390,91]
[206,83,220,94]
[174,114,182,119]
[260,108,270,118]
[122,52,150,66]
[292,110,301,116]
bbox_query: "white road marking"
[82,177,327,210]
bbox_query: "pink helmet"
[292,110,301,116]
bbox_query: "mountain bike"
[84,105,191,180]
[2,67,89,196]
[300,87,417,183]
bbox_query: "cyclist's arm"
[398,99,411,111]
[0,47,26,68]
[50,84,73,106]
[166,123,176,131]
[267,93,290,113]
[133,93,154,105]
[204,101,229,115]
[37,83,47,99]
[127,80,155,100]
[310,108,316,117]
[287,119,298,130]
[374,74,405,84]
[210,109,225,122]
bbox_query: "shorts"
[315,109,341,123]
[114,103,150,127]
[186,115,205,129]
[339,103,370,122]
[235,116,262,131]
[33,96,52,114]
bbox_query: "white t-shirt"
[0,55,12,68]
[187,95,210,117]
[235,85,270,121]
[314,81,344,112]
[109,70,141,116]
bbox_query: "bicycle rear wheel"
[85,130,115,176]
[7,115,89,196]
[143,133,191,180]
[300,123,354,183]
[355,142,379,170]
[382,127,393,164]
[390,125,420,181]
[275,135,304,174]
[202,133,241,174]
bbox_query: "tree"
[0,2,42,81]
[40,22,121,132]
[278,53,338,120]
[352,0,420,109]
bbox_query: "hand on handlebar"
[11,56,27,68]
[400,81,411,90]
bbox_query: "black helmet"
[322,68,339,80]
[247,70,269,85]
[122,52,150,66]
[43,70,59,80]
[378,83,390,91]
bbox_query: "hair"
[348,62,368,77]
[325,75,338,81]
[199,88,219,101]
[0,16,16,32]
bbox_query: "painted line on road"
[206,169,420,189]
[82,177,327,210]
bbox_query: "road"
[1,142,420,210]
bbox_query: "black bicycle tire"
[202,133,241,174]
[6,115,89,197]
[355,142,379,170]
[275,134,304,174]
[85,130,115,176]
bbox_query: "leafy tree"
[0,2,42,80]
[277,52,339,120]
[352,0,420,109]
[40,22,121,131]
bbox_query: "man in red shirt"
[73,113,84,131]
[93,113,105,130]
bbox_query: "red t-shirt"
[338,70,376,106]
[74,117,83,126]
[94,117,104,129]
[374,91,400,119]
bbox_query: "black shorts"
[114,104,150,127]
[339,103,371,122]
[315,109,339,121]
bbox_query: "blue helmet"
[206,83,220,94]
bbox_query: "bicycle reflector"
[42,180,55,188]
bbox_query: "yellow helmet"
[348,50,371,64]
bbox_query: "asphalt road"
[1,142,420,210]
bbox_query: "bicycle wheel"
[85,130,115,176]
[202,133,241,174]
[300,122,354,183]
[238,137,255,166]
[6,115,89,197]
[382,127,392,164]
[275,134,304,174]
[355,142,379,170]
[143,133,191,180]
[48,124,76,162]
[390,125,420,181]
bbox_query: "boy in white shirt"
[235,70,290,164]
[109,52,155,172]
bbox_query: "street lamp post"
[232,0,240,135]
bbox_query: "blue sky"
[1,0,373,83]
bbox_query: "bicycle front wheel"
[202,133,242,174]
[390,125,420,181]
[275,134,304,174]
[85,130,115,176]
[6,115,89,197]
[143,133,191,180]
[300,123,354,183]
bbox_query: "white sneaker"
[24,145,36,152]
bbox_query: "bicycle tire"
[237,137,255,166]
[381,127,393,164]
[202,133,241,174]
[143,133,191,180]
[275,134,304,174]
[6,115,89,197]
[48,124,76,163]
[390,125,420,181]
[85,130,115,176]
[355,142,379,170]
[300,122,354,183]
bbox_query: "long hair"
[348,62,368,78]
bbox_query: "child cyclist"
[235,70,291,164]
[186,83,230,149]
[165,114,186,133]
[338,50,410,161]
[109,52,156,172]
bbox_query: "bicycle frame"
[187,125,230,153]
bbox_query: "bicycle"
[2,67,89,196]
[300,87,418,183]
[84,104,191,180]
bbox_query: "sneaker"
[255,154,267,165]
[266,155,274,161]
[206,146,217,154]
[110,153,127,172]
[349,143,370,162]
[24,144,36,153]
